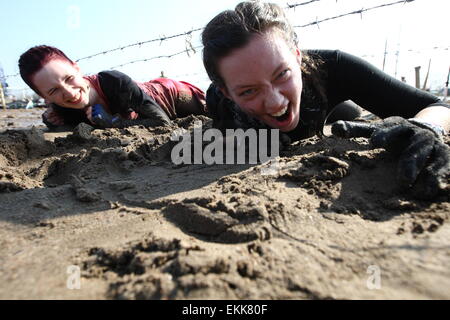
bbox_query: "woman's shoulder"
[97,70,133,82]
[306,49,372,64]
[95,70,136,93]
[303,49,371,75]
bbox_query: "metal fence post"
[0,82,6,110]
[415,66,421,89]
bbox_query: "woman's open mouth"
[269,103,291,124]
[67,93,82,105]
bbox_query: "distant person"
[25,99,34,109]
[18,45,207,129]
[202,1,450,199]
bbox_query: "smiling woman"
[33,59,92,109]
[18,45,207,130]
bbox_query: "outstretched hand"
[331,116,449,199]
[42,105,65,128]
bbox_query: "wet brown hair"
[202,0,323,91]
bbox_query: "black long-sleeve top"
[206,50,449,141]
[50,71,170,127]
[48,70,206,128]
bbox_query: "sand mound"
[0,114,449,299]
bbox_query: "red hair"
[18,45,74,94]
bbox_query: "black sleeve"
[97,70,171,126]
[312,50,448,119]
[50,103,88,126]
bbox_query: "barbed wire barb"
[285,0,320,10]
[293,0,416,28]
[109,45,203,70]
[1,0,428,80]
[70,0,321,64]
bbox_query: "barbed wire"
[286,0,321,9]
[171,71,207,78]
[110,45,203,70]
[75,0,323,65]
[75,28,203,63]
[112,43,448,81]
[108,0,419,70]
[77,0,413,65]
[3,72,19,80]
[361,45,449,58]
[293,0,415,28]
[0,0,423,80]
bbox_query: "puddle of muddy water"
[0,108,46,132]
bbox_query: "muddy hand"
[332,116,449,199]
[42,105,64,128]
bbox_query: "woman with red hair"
[19,45,207,129]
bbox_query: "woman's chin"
[279,122,297,132]
[64,99,89,110]
[62,103,85,110]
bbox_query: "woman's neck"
[87,80,105,106]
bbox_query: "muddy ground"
[0,108,449,300]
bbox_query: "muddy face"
[218,30,303,133]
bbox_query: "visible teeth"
[69,94,80,103]
[271,105,288,117]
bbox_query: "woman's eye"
[64,76,74,83]
[240,89,256,97]
[278,69,290,79]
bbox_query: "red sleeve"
[138,78,206,118]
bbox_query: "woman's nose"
[263,88,287,113]
[62,85,77,99]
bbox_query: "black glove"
[331,116,449,199]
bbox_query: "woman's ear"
[295,47,302,64]
[73,62,81,73]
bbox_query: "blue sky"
[1,0,448,97]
